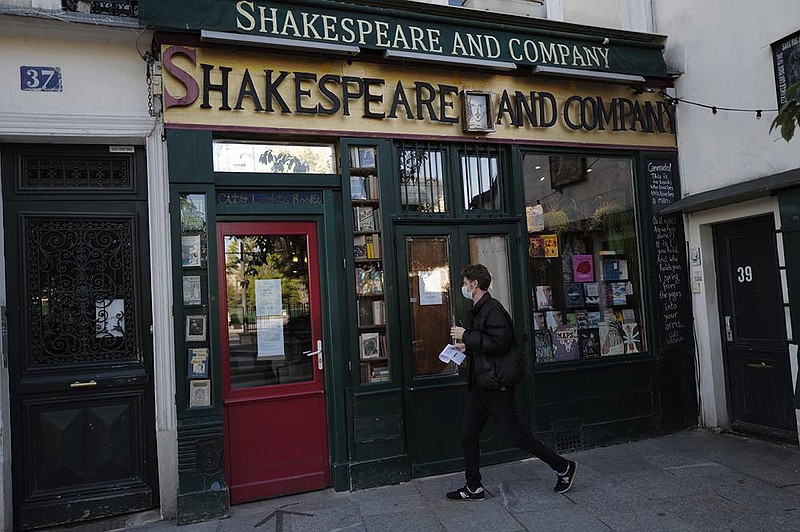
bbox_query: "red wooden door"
[217,221,329,504]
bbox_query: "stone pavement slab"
[103,429,800,532]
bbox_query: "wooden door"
[714,215,797,441]
[217,221,329,503]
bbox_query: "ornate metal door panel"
[2,145,158,530]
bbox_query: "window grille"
[397,141,447,214]
[460,144,504,212]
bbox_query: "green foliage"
[771,81,800,142]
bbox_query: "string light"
[660,90,777,120]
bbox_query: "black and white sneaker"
[446,485,486,501]
[554,461,577,494]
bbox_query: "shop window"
[523,154,646,363]
[397,141,447,213]
[460,145,504,212]
[212,141,335,173]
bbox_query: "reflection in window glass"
[398,142,446,213]
[460,145,504,212]
[406,236,456,376]
[213,141,335,173]
[523,154,646,363]
[468,235,511,317]
[224,234,313,388]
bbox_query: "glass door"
[396,224,521,478]
[217,221,329,503]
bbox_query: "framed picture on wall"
[183,275,202,306]
[186,314,207,342]
[181,234,202,267]
[461,90,495,133]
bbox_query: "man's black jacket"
[463,292,524,390]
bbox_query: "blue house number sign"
[20,66,62,92]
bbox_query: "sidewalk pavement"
[121,429,800,532]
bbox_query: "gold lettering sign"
[161,45,676,149]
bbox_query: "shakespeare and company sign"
[140,0,667,78]
[161,45,676,149]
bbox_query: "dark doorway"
[713,214,797,442]
[2,145,159,529]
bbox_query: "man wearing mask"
[447,264,577,501]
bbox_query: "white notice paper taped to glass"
[255,279,285,359]
[419,270,443,306]
[439,344,466,365]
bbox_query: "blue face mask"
[461,285,473,299]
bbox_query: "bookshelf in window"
[349,145,390,384]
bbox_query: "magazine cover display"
[550,325,580,361]
[528,221,646,363]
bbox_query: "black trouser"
[462,386,569,489]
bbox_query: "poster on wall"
[255,279,285,359]
[772,30,800,107]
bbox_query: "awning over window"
[661,167,800,215]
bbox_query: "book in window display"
[583,282,600,305]
[587,311,601,326]
[621,308,636,323]
[353,235,368,260]
[564,282,585,308]
[357,299,375,326]
[534,330,554,363]
[578,327,601,358]
[529,235,545,257]
[354,206,375,231]
[574,309,589,328]
[535,285,553,310]
[541,234,559,258]
[610,282,628,306]
[550,324,580,361]
[372,300,385,325]
[599,321,625,356]
[572,254,594,282]
[357,146,376,168]
[350,175,367,200]
[532,311,546,331]
[545,310,564,330]
[359,332,381,359]
[621,322,641,353]
[365,234,381,258]
[602,256,621,280]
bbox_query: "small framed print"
[187,347,209,378]
[189,379,211,408]
[186,314,207,342]
[181,234,202,267]
[462,90,495,133]
[183,275,202,306]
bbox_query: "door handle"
[304,339,323,370]
[724,316,733,341]
[70,380,97,388]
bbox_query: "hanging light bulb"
[756,110,762,119]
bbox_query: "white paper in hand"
[439,344,466,365]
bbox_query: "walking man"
[447,264,576,501]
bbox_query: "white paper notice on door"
[419,269,443,306]
[256,279,285,359]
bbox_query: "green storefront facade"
[140,0,696,524]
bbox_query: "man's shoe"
[554,460,577,494]
[446,485,486,501]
